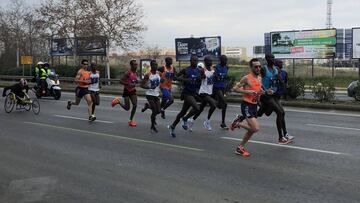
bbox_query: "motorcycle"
[34,71,61,100]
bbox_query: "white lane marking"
[54,115,113,124]
[24,121,204,152]
[221,137,345,155]
[306,124,360,131]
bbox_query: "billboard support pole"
[311,59,314,77]
[332,58,335,78]
[22,64,24,76]
[358,59,360,79]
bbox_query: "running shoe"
[187,118,194,132]
[168,125,176,137]
[234,146,250,157]
[220,123,229,130]
[278,137,292,145]
[203,120,212,131]
[111,97,121,107]
[89,115,96,122]
[284,133,294,140]
[128,121,137,127]
[230,114,244,131]
[181,118,188,130]
[141,103,150,112]
[67,100,72,110]
[160,109,165,119]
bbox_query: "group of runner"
[68,54,293,157]
[67,59,101,121]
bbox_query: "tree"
[38,0,146,78]
[82,0,147,78]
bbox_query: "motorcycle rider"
[39,62,49,95]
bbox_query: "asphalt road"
[0,91,359,203]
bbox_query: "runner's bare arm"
[232,77,254,95]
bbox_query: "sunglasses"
[254,65,262,68]
[83,63,89,66]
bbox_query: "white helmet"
[37,61,44,65]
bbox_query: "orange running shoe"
[128,121,137,127]
[234,146,250,157]
[111,97,121,107]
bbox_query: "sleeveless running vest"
[262,65,279,92]
[214,64,228,88]
[198,68,215,95]
[78,68,90,88]
[125,70,138,92]
[146,72,161,97]
[182,66,200,94]
[243,74,262,104]
[89,72,100,92]
[160,65,175,90]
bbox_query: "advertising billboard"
[140,59,152,79]
[352,28,360,59]
[271,29,336,59]
[51,38,74,56]
[77,36,107,56]
[175,36,221,61]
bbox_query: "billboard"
[51,38,74,56]
[271,29,336,59]
[77,36,107,56]
[352,28,360,59]
[140,59,152,79]
[175,36,221,61]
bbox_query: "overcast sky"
[1,0,359,55]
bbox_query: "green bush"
[287,77,305,99]
[311,79,335,102]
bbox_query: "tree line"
[0,0,146,69]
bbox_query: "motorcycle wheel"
[54,89,61,100]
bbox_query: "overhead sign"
[352,28,360,59]
[175,36,221,61]
[271,29,336,59]
[51,38,74,56]
[20,56,33,65]
[77,36,106,56]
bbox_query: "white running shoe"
[203,120,212,131]
[284,133,294,140]
[188,118,194,132]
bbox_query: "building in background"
[221,47,248,61]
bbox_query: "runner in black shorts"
[213,55,230,130]
[67,59,94,121]
[88,62,101,118]
[111,60,139,127]
[168,55,201,137]
[231,58,266,157]
[141,60,162,133]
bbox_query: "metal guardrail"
[0,75,122,83]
